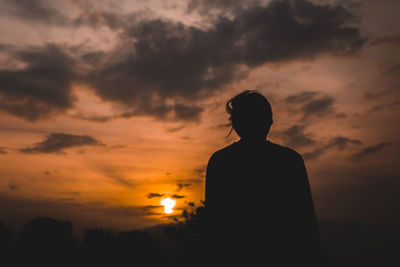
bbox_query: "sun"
[160,197,176,214]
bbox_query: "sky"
[0,0,399,234]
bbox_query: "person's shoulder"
[208,142,240,161]
[267,140,304,161]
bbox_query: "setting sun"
[160,198,177,214]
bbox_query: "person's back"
[204,91,320,266]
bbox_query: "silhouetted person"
[204,91,320,266]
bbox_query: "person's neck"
[239,137,267,144]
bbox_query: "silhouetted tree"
[17,217,78,267]
[116,230,166,266]
[0,222,13,264]
[81,228,117,266]
[162,202,210,266]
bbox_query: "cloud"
[177,183,192,192]
[363,98,400,115]
[285,91,319,103]
[366,104,386,114]
[0,147,7,154]
[303,148,325,160]
[0,0,364,123]
[193,166,207,176]
[96,165,137,189]
[300,96,335,120]
[83,0,364,121]
[70,113,116,123]
[119,103,204,122]
[63,192,81,196]
[9,185,18,191]
[171,194,186,199]
[327,136,362,150]
[303,136,362,160]
[102,205,164,217]
[285,91,338,120]
[388,99,400,110]
[186,0,260,14]
[352,142,390,160]
[19,133,101,154]
[280,124,316,148]
[0,44,78,121]
[370,35,400,46]
[0,0,69,25]
[385,63,400,76]
[147,193,165,199]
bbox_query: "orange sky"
[0,0,399,234]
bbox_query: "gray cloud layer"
[0,0,69,25]
[303,136,362,160]
[0,45,78,121]
[20,133,101,154]
[0,0,365,122]
[352,142,390,160]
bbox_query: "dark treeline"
[0,205,207,267]
[1,205,400,267]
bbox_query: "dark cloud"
[63,192,81,196]
[0,44,77,121]
[363,91,387,100]
[0,0,364,123]
[9,185,18,191]
[103,205,163,217]
[84,0,364,121]
[385,63,400,76]
[352,142,390,160]
[0,147,7,154]
[303,136,362,160]
[171,194,186,199]
[73,9,125,29]
[147,193,165,199]
[388,99,400,110]
[285,91,337,120]
[280,124,316,148]
[70,113,116,123]
[96,166,136,189]
[118,103,204,122]
[186,0,260,14]
[285,91,318,103]
[370,35,400,46]
[165,125,186,132]
[0,0,69,25]
[177,183,192,192]
[300,95,335,120]
[19,133,101,154]
[327,136,362,150]
[364,99,400,116]
[303,148,325,160]
[193,166,206,176]
[70,0,135,29]
[366,104,386,114]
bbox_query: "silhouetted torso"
[205,139,320,265]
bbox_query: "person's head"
[226,90,273,140]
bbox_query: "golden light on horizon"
[160,197,177,214]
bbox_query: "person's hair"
[225,90,273,138]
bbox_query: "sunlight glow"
[160,197,176,214]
